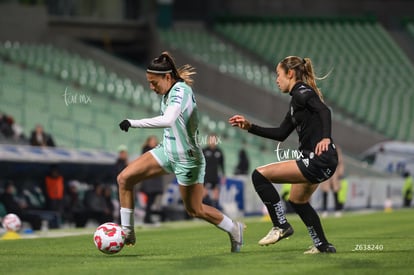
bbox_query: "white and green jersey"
[160,81,203,163]
[128,81,203,164]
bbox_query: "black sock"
[252,169,290,229]
[322,192,328,211]
[289,200,329,249]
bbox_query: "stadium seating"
[213,18,414,141]
[158,28,281,96]
[0,42,154,152]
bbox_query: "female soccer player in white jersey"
[117,52,244,252]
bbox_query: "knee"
[251,169,270,191]
[185,206,204,219]
[288,190,310,204]
[117,172,133,190]
[289,190,312,204]
[185,209,197,218]
[289,193,310,204]
[288,198,310,205]
[116,173,125,187]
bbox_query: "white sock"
[120,207,134,228]
[216,214,234,233]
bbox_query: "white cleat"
[304,244,336,254]
[228,221,245,253]
[258,226,294,246]
[122,226,136,246]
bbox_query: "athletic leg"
[289,184,336,253]
[253,160,306,245]
[179,183,223,224]
[252,169,289,229]
[179,183,244,252]
[117,152,167,245]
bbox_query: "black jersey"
[203,146,225,184]
[249,82,332,152]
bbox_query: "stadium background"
[0,0,413,222]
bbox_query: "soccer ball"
[93,222,126,254]
[2,213,22,232]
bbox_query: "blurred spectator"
[202,133,225,209]
[337,176,349,211]
[402,171,413,207]
[63,180,87,227]
[0,112,15,138]
[103,185,115,222]
[22,183,46,210]
[44,165,64,216]
[234,147,249,175]
[0,112,26,142]
[84,184,113,224]
[112,145,129,222]
[140,136,164,224]
[0,181,42,230]
[30,124,55,147]
[320,146,344,217]
[114,144,129,175]
[281,184,294,213]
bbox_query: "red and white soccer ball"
[2,213,22,232]
[93,222,126,254]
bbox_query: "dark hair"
[279,56,326,102]
[147,51,196,86]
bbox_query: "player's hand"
[228,115,251,130]
[119,120,131,132]
[315,138,331,156]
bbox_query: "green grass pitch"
[1,209,413,275]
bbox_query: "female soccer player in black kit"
[229,56,337,254]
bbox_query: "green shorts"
[150,146,205,186]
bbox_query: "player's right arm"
[119,84,185,132]
[119,104,181,131]
[229,112,295,142]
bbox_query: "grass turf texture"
[1,209,413,275]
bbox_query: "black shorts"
[204,180,219,190]
[296,143,338,184]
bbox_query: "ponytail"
[303,57,324,102]
[279,56,328,102]
[147,51,196,86]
